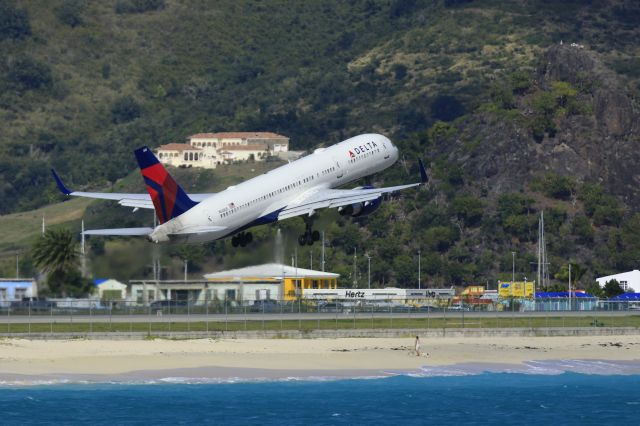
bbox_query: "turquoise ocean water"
[1,364,639,425]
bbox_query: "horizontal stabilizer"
[82,227,153,236]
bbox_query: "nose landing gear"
[231,232,253,247]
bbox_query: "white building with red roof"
[156,132,289,168]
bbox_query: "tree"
[32,228,89,296]
[111,96,141,123]
[430,95,466,122]
[56,0,86,28]
[0,1,31,40]
[602,279,624,299]
[7,56,53,91]
[585,281,603,298]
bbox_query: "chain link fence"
[1,297,639,335]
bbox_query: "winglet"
[51,169,72,195]
[418,159,428,184]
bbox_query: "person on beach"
[414,336,421,356]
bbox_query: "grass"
[0,197,92,255]
[3,314,639,335]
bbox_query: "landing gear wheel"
[312,230,320,241]
[305,233,314,246]
[245,232,253,244]
[298,234,306,246]
[231,236,239,247]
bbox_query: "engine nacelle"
[339,197,382,217]
[338,186,382,217]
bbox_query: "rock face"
[541,44,636,136]
[437,44,640,207]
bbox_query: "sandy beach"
[1,335,639,382]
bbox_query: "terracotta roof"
[157,143,202,152]
[224,144,268,151]
[190,132,287,139]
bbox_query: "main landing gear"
[298,218,320,246]
[231,232,252,247]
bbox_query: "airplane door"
[332,156,344,179]
[382,142,390,159]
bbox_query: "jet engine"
[338,197,382,217]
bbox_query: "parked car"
[150,300,188,309]
[10,298,57,311]
[318,302,344,313]
[250,299,280,312]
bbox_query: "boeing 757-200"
[52,133,427,246]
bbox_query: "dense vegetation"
[1,0,640,294]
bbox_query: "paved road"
[1,309,637,324]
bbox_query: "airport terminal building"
[130,263,338,305]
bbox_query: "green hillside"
[1,0,640,292]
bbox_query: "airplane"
[52,133,427,247]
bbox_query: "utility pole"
[81,220,86,278]
[568,263,572,311]
[309,248,313,270]
[184,259,188,282]
[321,231,325,272]
[365,253,372,289]
[42,215,45,235]
[511,252,516,297]
[353,247,357,288]
[417,249,421,289]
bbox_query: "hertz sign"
[498,281,535,298]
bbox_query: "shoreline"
[1,335,639,384]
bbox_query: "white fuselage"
[150,134,399,243]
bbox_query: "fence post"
[188,300,191,333]
[352,301,356,329]
[224,295,228,332]
[426,305,429,330]
[371,303,374,330]
[298,298,301,331]
[206,300,209,335]
[89,303,92,334]
[49,304,52,334]
[28,300,31,335]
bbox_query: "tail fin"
[134,146,198,224]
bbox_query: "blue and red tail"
[134,146,198,224]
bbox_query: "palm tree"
[32,228,80,296]
[33,228,78,273]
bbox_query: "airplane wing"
[52,169,214,209]
[82,225,227,237]
[277,159,427,221]
[82,227,154,236]
[277,183,420,220]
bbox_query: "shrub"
[450,195,484,227]
[572,215,594,242]
[423,226,458,252]
[7,56,53,91]
[56,0,86,27]
[111,95,141,123]
[115,0,165,14]
[0,1,31,40]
